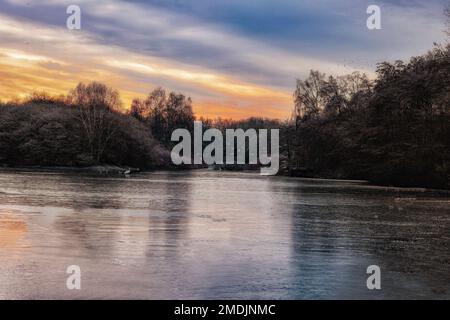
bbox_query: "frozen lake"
[0,170,449,299]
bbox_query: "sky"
[0,0,448,119]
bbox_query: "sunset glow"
[0,0,446,119]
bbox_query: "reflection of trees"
[63,174,126,211]
[52,174,128,256]
[288,180,450,298]
[145,172,193,261]
[285,180,381,298]
[48,171,193,264]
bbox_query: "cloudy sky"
[0,0,448,119]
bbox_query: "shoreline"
[0,165,449,194]
[0,164,142,175]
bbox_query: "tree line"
[0,9,449,188]
[0,83,170,169]
[285,44,450,188]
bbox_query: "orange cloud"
[195,95,292,120]
[0,14,294,119]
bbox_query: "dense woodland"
[0,83,170,169]
[287,44,450,188]
[1,15,449,188]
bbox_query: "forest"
[286,44,450,188]
[0,42,449,188]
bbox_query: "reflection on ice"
[0,170,449,299]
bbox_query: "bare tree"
[68,82,122,163]
[130,87,194,146]
[293,70,326,123]
[321,72,372,115]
